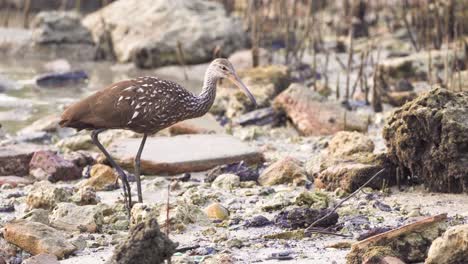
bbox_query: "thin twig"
[305,168,386,234]
[306,228,352,238]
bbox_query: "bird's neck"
[194,72,218,116]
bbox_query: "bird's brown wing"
[59,80,136,130]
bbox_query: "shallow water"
[0,57,205,134]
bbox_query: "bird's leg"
[91,129,133,214]
[134,133,147,203]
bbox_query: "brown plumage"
[59,58,257,211]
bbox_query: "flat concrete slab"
[108,134,264,175]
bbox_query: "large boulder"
[273,83,369,136]
[425,224,468,264]
[3,219,76,259]
[83,0,246,68]
[383,88,468,193]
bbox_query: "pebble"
[204,203,229,220]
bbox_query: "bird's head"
[209,58,257,107]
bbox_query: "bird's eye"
[221,66,228,71]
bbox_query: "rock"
[378,49,465,84]
[314,153,395,192]
[72,186,100,205]
[294,191,330,209]
[205,161,259,183]
[347,214,447,264]
[383,88,468,193]
[22,254,59,264]
[107,219,177,264]
[26,181,72,210]
[3,219,76,259]
[49,203,103,233]
[62,150,96,171]
[0,176,32,187]
[18,115,60,135]
[0,204,14,213]
[228,48,271,69]
[382,91,418,107]
[273,83,369,136]
[204,203,229,220]
[0,144,45,176]
[35,70,88,88]
[43,59,71,73]
[159,202,208,230]
[275,208,338,229]
[80,164,118,191]
[21,209,50,225]
[361,246,403,264]
[83,0,246,68]
[168,114,224,135]
[108,134,264,175]
[130,203,160,227]
[55,134,95,151]
[234,107,285,127]
[327,131,375,158]
[29,150,81,182]
[212,65,291,117]
[245,215,272,227]
[212,174,240,190]
[393,79,414,92]
[31,11,93,44]
[425,224,468,264]
[258,157,308,186]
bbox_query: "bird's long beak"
[228,74,257,107]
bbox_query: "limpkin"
[59,58,257,211]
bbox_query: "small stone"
[258,157,308,186]
[3,219,76,259]
[22,254,59,264]
[29,151,81,182]
[407,208,422,217]
[294,191,330,209]
[426,224,468,264]
[26,181,72,210]
[204,203,229,220]
[212,174,240,190]
[245,215,272,227]
[226,238,243,249]
[72,186,100,205]
[80,164,118,191]
[49,202,103,233]
[0,204,14,212]
[275,208,338,229]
